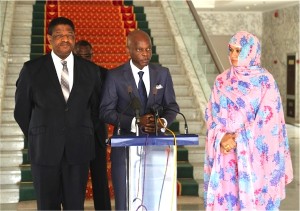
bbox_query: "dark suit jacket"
[99,61,179,134]
[14,53,102,165]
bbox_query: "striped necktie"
[61,60,70,102]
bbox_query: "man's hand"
[139,114,166,133]
[139,114,155,133]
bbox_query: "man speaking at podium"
[99,29,179,210]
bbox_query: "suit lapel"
[147,64,158,108]
[45,54,66,104]
[123,62,139,99]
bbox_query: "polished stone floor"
[10,125,300,210]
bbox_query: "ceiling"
[194,0,299,12]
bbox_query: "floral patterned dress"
[204,31,293,210]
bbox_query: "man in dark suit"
[74,40,111,210]
[14,17,102,210]
[99,29,179,210]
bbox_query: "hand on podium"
[139,114,166,134]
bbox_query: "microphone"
[151,104,189,135]
[131,97,141,136]
[117,86,134,135]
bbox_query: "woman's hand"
[220,133,237,154]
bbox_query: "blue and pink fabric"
[204,31,293,210]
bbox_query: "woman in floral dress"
[204,31,293,210]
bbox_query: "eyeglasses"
[52,34,75,40]
[229,47,241,53]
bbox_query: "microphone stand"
[135,109,140,136]
[154,109,159,136]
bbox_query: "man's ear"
[47,34,52,43]
[126,47,130,56]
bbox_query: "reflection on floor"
[12,125,300,210]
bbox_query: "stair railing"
[186,0,224,73]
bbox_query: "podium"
[110,134,199,211]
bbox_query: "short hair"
[47,17,75,35]
[75,40,92,49]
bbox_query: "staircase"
[133,0,206,197]
[0,0,35,208]
[0,0,210,207]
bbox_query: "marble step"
[156,45,175,55]
[167,64,184,74]
[0,123,23,137]
[176,96,196,108]
[2,97,14,110]
[202,63,218,74]
[0,167,21,185]
[5,74,19,86]
[153,37,174,46]
[0,135,24,151]
[148,21,168,29]
[1,109,15,123]
[8,54,30,64]
[159,55,178,64]
[0,151,23,167]
[178,120,204,135]
[172,75,189,85]
[174,85,192,96]
[0,184,19,203]
[7,64,23,74]
[13,20,33,28]
[179,108,202,120]
[3,86,15,97]
[150,28,170,37]
[11,36,32,45]
[12,28,32,36]
[9,45,30,54]
[198,45,208,55]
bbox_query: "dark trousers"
[90,142,111,210]
[111,147,128,210]
[31,158,89,210]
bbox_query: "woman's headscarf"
[204,31,293,210]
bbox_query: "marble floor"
[7,124,300,210]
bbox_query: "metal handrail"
[186,0,224,73]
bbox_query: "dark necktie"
[138,71,147,111]
[61,60,70,102]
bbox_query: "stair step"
[1,109,15,122]
[7,64,23,74]
[0,151,23,167]
[176,97,196,108]
[159,55,178,64]
[0,136,24,151]
[0,184,19,203]
[8,55,30,64]
[0,123,23,137]
[153,37,174,46]
[5,74,19,86]
[177,146,188,161]
[177,120,205,135]
[167,64,184,74]
[0,166,21,185]
[156,45,175,55]
[177,162,193,178]
[2,97,14,110]
[11,36,32,45]
[20,165,33,182]
[178,178,199,196]
[9,45,31,54]
[172,75,189,85]
[12,28,32,36]
[3,85,16,97]
[19,182,36,201]
[174,85,192,96]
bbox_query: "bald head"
[126,30,152,70]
